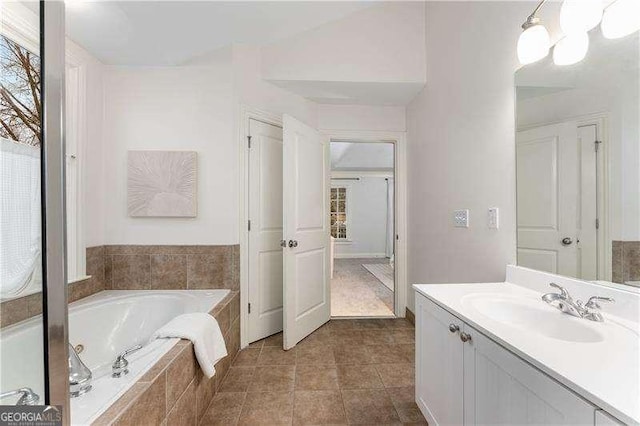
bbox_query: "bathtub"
[0,289,230,425]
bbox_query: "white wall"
[102,64,237,244]
[318,104,406,132]
[101,44,317,245]
[405,1,561,311]
[332,176,390,258]
[261,2,426,85]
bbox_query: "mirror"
[515,30,639,288]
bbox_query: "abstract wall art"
[127,150,197,217]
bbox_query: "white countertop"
[414,282,640,425]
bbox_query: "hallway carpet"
[204,318,427,425]
[331,258,394,317]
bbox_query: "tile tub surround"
[0,246,106,328]
[94,291,240,425]
[612,241,640,284]
[104,245,240,291]
[206,317,425,425]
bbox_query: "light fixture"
[518,12,551,65]
[560,0,604,34]
[553,32,590,65]
[601,0,640,39]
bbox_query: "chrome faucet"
[112,344,143,378]
[541,283,614,322]
[0,388,40,405]
[69,343,92,397]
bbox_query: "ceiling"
[63,1,375,66]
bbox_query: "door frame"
[239,105,283,348]
[322,129,408,319]
[517,113,610,280]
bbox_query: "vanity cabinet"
[416,292,597,425]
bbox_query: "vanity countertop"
[414,282,640,425]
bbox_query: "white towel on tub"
[151,313,227,378]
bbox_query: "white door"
[248,119,284,343]
[415,293,464,426]
[282,114,330,350]
[516,121,599,279]
[462,324,595,425]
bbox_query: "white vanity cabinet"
[416,292,597,425]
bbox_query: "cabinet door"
[595,410,623,425]
[463,324,595,425]
[416,293,464,425]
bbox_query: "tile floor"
[202,318,427,425]
[331,258,394,317]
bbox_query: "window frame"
[1,3,87,282]
[330,182,352,242]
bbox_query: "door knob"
[288,240,298,248]
[561,237,573,246]
[448,324,459,333]
[460,332,472,343]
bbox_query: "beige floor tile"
[333,345,374,365]
[375,364,414,388]
[263,332,284,347]
[386,387,427,424]
[337,364,384,390]
[293,390,347,425]
[295,365,339,391]
[362,329,395,345]
[257,346,297,366]
[296,344,336,365]
[368,344,410,364]
[201,391,246,425]
[391,328,415,344]
[341,389,401,425]
[250,365,295,392]
[238,391,293,425]
[219,367,256,393]
[233,348,261,366]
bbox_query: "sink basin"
[461,294,605,343]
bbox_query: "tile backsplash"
[104,245,239,290]
[612,241,640,284]
[1,244,239,328]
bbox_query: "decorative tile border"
[612,241,640,284]
[93,291,240,425]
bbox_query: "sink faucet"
[0,388,40,405]
[69,343,92,397]
[541,283,614,322]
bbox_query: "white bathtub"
[0,289,230,425]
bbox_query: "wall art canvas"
[127,150,197,217]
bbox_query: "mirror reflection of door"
[516,121,599,280]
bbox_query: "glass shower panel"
[0,0,46,407]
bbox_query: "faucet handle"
[584,296,614,310]
[549,282,570,298]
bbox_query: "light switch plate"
[454,209,469,228]
[488,207,499,229]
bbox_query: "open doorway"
[329,141,395,317]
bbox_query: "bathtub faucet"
[0,388,40,405]
[69,343,93,397]
[112,344,143,378]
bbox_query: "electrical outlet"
[488,207,499,229]
[454,209,469,228]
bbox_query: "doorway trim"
[322,129,408,319]
[239,105,282,349]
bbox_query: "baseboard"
[405,307,415,325]
[334,253,388,259]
